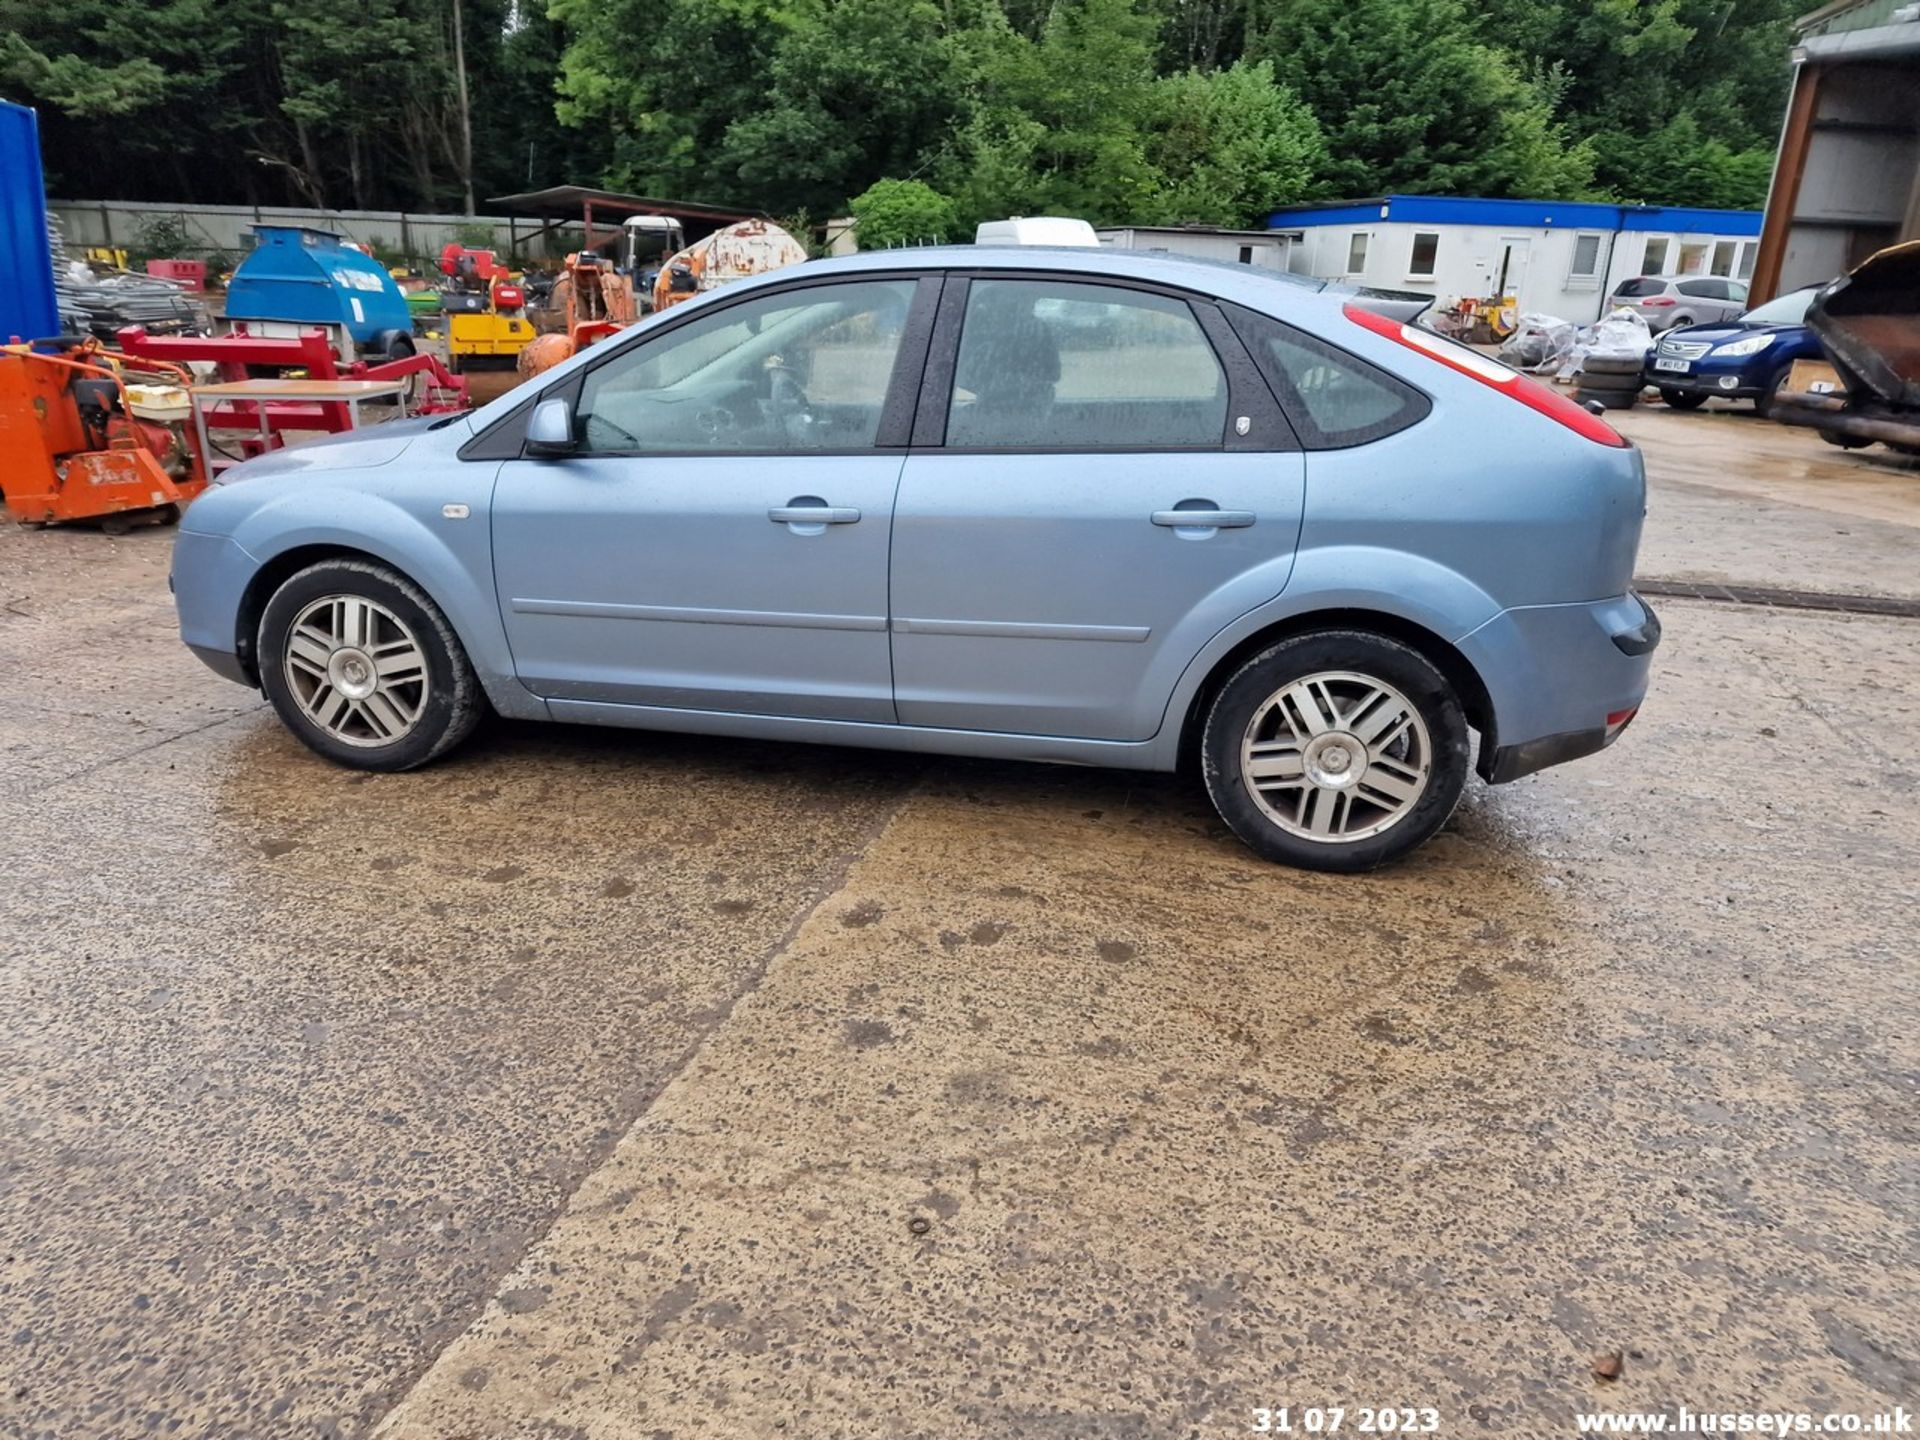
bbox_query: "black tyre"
[1577,388,1639,410]
[258,558,483,771]
[1660,388,1705,410]
[1754,364,1792,420]
[386,333,416,361]
[1200,630,1471,872]
[1582,355,1644,377]
[1820,430,1871,450]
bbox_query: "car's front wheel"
[1200,631,1470,871]
[258,558,483,771]
[1660,388,1705,410]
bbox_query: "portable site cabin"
[1264,195,1764,323]
[1096,225,1297,270]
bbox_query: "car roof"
[737,243,1350,314]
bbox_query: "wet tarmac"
[1,411,1915,1437]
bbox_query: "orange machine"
[0,339,207,528]
[517,252,637,379]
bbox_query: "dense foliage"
[1,0,1799,227]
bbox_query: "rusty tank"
[651,219,809,313]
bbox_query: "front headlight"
[1711,333,1777,357]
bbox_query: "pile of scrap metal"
[1773,241,1920,455]
[0,336,207,528]
[62,269,204,339]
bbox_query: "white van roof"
[973,216,1099,247]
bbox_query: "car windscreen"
[1740,287,1817,326]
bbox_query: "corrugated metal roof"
[486,186,759,223]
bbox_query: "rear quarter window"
[1225,304,1429,449]
[1614,278,1662,298]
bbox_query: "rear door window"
[1678,279,1724,299]
[944,279,1229,450]
[1226,304,1429,449]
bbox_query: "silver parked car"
[172,248,1659,871]
[1609,274,1750,333]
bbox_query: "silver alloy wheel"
[282,595,430,748]
[1239,670,1433,843]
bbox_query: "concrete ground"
[1,404,1915,1439]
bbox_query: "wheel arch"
[1174,607,1496,773]
[234,543,402,684]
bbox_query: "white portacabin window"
[1568,233,1603,288]
[1408,231,1439,278]
[1346,232,1370,275]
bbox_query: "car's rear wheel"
[1660,388,1705,410]
[258,558,483,771]
[1200,631,1470,871]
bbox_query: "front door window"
[575,279,918,453]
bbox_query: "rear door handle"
[1151,509,1255,529]
[768,505,861,525]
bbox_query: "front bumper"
[1460,592,1660,785]
[1642,363,1768,399]
[171,528,263,687]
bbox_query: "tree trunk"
[451,0,476,214]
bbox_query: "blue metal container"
[224,226,413,353]
[0,101,59,343]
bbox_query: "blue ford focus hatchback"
[172,247,1659,870]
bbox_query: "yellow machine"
[437,246,535,372]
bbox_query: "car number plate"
[1653,357,1691,373]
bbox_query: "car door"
[491,274,936,721]
[888,274,1305,741]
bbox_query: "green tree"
[1473,0,1794,206]
[717,0,973,218]
[1253,0,1595,198]
[1142,60,1326,225]
[941,0,1162,225]
[848,178,959,247]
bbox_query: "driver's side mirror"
[525,397,576,457]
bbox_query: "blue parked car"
[1645,284,1823,415]
[171,248,1659,870]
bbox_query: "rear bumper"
[1460,592,1660,785]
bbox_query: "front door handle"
[1151,508,1255,529]
[768,504,861,525]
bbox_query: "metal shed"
[1751,0,1920,300]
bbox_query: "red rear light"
[1343,303,1629,448]
[1605,706,1639,740]
[1642,297,1676,307]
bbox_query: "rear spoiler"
[1808,239,1920,408]
[1340,286,1435,326]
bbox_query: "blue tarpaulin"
[0,100,58,343]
